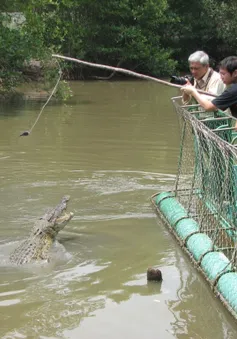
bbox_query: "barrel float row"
[153,191,237,317]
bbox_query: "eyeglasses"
[219,71,228,76]
[189,66,203,71]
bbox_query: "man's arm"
[181,86,217,111]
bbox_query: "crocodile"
[10,195,74,265]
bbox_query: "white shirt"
[195,68,225,96]
[183,68,225,104]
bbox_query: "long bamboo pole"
[52,54,216,97]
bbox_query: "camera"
[170,75,194,86]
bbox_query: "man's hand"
[181,85,196,95]
[185,79,192,86]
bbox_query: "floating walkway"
[151,97,237,319]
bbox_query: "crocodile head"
[32,211,74,238]
[48,196,74,234]
[32,196,74,238]
[10,196,74,265]
[51,211,74,234]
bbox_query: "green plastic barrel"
[201,252,231,280]
[186,233,213,261]
[155,192,188,228]
[175,218,199,240]
[217,273,237,313]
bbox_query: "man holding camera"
[181,50,225,104]
[181,56,237,121]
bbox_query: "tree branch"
[52,54,216,97]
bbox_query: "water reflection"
[167,250,236,339]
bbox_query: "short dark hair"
[219,56,237,74]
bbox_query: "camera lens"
[170,76,188,85]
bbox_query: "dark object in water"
[20,131,30,136]
[147,267,162,282]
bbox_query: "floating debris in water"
[147,267,162,282]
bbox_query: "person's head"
[219,56,237,85]
[188,51,209,80]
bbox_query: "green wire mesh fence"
[171,97,237,263]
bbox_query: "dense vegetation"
[0,0,236,94]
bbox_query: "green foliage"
[75,0,176,76]
[0,5,71,97]
[163,0,219,70]
[41,59,73,100]
[55,80,73,101]
[165,0,237,70]
[202,0,237,57]
[0,16,27,91]
[22,0,84,57]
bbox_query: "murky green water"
[0,81,236,338]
